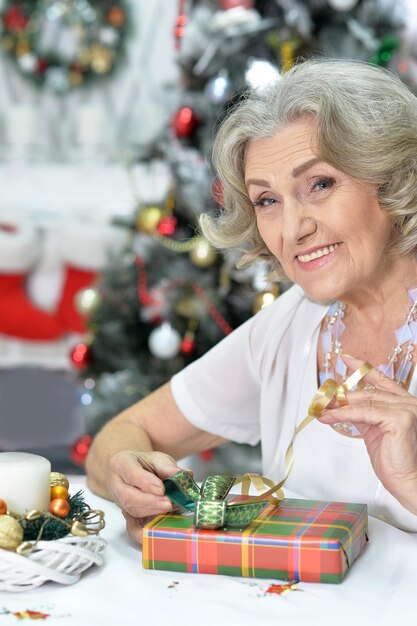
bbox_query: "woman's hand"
[107,450,182,543]
[318,355,417,515]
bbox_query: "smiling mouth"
[297,243,341,263]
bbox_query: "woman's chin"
[298,282,343,306]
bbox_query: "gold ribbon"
[164,364,374,527]
[230,363,373,506]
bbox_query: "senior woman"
[86,58,417,542]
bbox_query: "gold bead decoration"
[71,521,88,537]
[137,206,163,234]
[50,472,69,490]
[16,541,34,556]
[0,514,24,550]
[25,510,43,521]
[189,237,218,268]
[252,285,281,314]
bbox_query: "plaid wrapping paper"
[142,497,368,583]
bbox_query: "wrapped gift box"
[142,497,368,583]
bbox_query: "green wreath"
[0,0,129,92]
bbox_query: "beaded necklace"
[319,286,417,436]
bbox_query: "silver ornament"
[148,323,181,360]
[204,72,232,104]
[245,58,280,90]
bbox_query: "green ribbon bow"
[163,470,269,530]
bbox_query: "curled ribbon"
[164,363,373,529]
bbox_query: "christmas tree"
[69,0,408,470]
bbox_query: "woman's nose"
[281,199,317,243]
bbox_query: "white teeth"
[298,243,340,263]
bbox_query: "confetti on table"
[0,609,50,620]
[266,582,299,596]
[168,581,179,589]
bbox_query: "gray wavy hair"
[200,58,417,279]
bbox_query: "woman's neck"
[338,253,417,326]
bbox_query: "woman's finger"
[113,480,173,518]
[110,452,165,494]
[319,401,414,428]
[345,388,417,407]
[342,354,408,395]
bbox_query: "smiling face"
[244,117,392,304]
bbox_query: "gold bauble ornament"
[75,287,101,316]
[252,285,281,314]
[137,207,163,234]
[51,485,69,500]
[189,237,218,268]
[0,514,23,551]
[175,294,206,319]
[50,472,70,490]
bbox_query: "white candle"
[0,452,51,514]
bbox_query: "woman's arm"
[85,382,228,542]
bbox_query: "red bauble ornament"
[172,107,199,138]
[180,336,195,356]
[0,499,7,515]
[3,6,29,32]
[37,58,48,74]
[219,0,254,9]
[157,216,177,236]
[199,449,215,462]
[70,342,90,369]
[70,434,92,466]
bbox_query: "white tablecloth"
[1,476,416,626]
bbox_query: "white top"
[171,284,417,533]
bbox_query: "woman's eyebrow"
[292,157,322,177]
[245,177,271,188]
[246,157,323,187]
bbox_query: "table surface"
[1,476,416,626]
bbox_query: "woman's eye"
[252,197,277,209]
[311,177,335,191]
